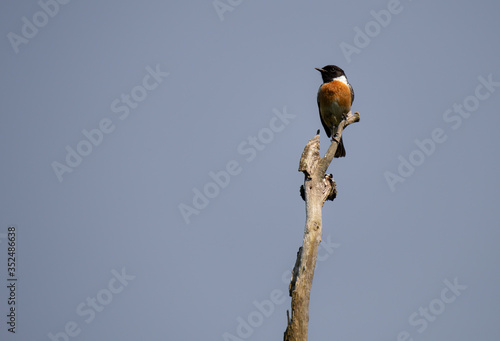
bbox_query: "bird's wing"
[318,89,332,138]
[349,83,355,106]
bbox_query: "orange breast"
[318,80,352,132]
[318,80,352,111]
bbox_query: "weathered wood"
[284,111,359,341]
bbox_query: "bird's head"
[315,65,346,83]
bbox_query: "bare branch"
[284,111,360,341]
[319,111,360,174]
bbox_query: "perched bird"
[315,65,354,158]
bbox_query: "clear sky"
[1,0,500,340]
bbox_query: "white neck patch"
[334,75,348,85]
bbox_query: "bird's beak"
[315,68,325,72]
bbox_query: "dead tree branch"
[284,111,359,341]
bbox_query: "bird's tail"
[334,137,346,158]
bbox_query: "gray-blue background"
[1,0,499,340]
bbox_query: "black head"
[315,65,346,83]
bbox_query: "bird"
[315,65,354,158]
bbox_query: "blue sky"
[1,0,500,340]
